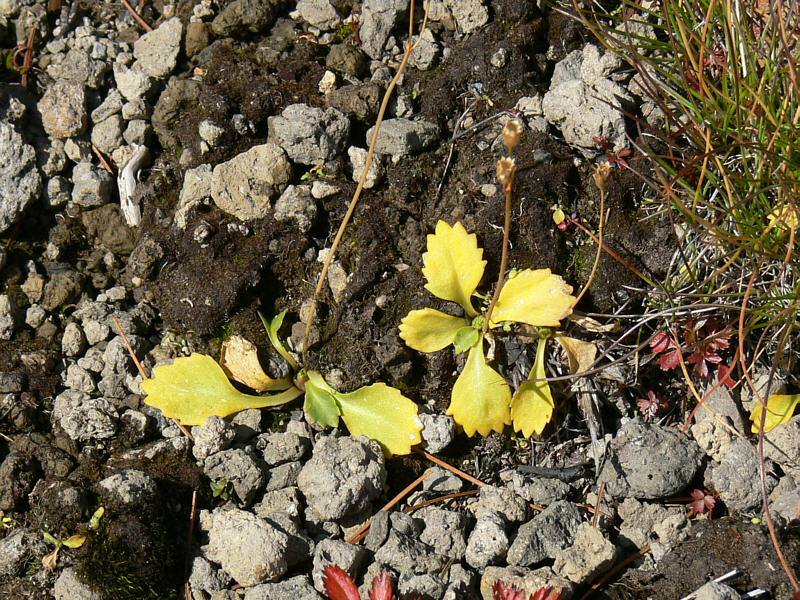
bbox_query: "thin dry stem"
[121,0,153,31]
[573,165,609,307]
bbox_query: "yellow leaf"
[62,534,86,549]
[448,342,511,436]
[511,337,554,437]
[422,221,486,316]
[555,335,597,374]
[490,269,575,328]
[142,354,303,426]
[399,308,467,352]
[220,335,292,392]
[750,393,800,433]
[336,383,422,456]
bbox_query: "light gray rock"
[54,567,104,600]
[373,530,447,574]
[553,522,616,584]
[210,143,292,221]
[765,414,800,479]
[470,485,527,525]
[204,448,266,505]
[348,146,384,189]
[503,471,571,506]
[52,390,117,442]
[617,497,689,549]
[38,81,87,138]
[99,334,146,400]
[310,180,339,199]
[445,0,488,34]
[598,421,704,499]
[694,581,741,600]
[408,29,440,70]
[0,121,41,233]
[580,43,622,85]
[507,501,583,566]
[770,476,800,527]
[98,469,157,505]
[122,97,150,120]
[71,161,114,207]
[298,435,386,521]
[296,0,342,30]
[268,104,350,166]
[274,184,317,233]
[419,412,456,453]
[91,89,124,124]
[189,556,231,598]
[422,465,463,493]
[366,118,439,157]
[133,17,183,79]
[690,385,747,461]
[244,575,323,600]
[192,416,236,460]
[550,49,583,89]
[202,507,290,586]
[360,0,406,59]
[25,304,47,328]
[419,508,469,560]
[253,486,304,520]
[46,48,108,89]
[113,62,153,101]
[257,431,310,466]
[123,119,151,145]
[45,176,71,208]
[64,363,95,394]
[708,438,776,512]
[0,294,17,340]
[175,163,212,228]
[311,539,366,592]
[90,114,124,154]
[0,529,47,577]
[198,119,225,147]
[465,512,508,568]
[265,461,303,492]
[83,320,110,345]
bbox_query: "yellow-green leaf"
[750,393,800,433]
[399,308,466,352]
[422,221,485,316]
[336,383,422,456]
[511,337,555,437]
[62,534,86,549]
[220,335,292,392]
[259,310,299,371]
[448,342,511,436]
[489,269,576,328]
[142,354,303,426]
[304,370,342,428]
[453,326,481,354]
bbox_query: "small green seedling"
[42,530,86,570]
[399,221,576,437]
[210,479,233,502]
[143,311,422,456]
[0,511,15,529]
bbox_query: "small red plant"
[650,321,732,379]
[322,565,422,600]
[637,390,670,421]
[493,583,562,600]
[592,135,633,169]
[688,488,717,518]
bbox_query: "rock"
[408,28,440,70]
[373,530,447,574]
[348,146,384,189]
[419,413,456,453]
[366,118,439,158]
[90,114,124,154]
[503,472,571,506]
[123,119,151,145]
[0,294,17,340]
[445,0,488,34]
[598,421,704,499]
[480,566,572,600]
[419,508,469,560]
[46,48,108,89]
[0,371,24,393]
[42,270,85,311]
[25,304,46,328]
[268,104,350,166]
[53,391,118,442]
[553,522,616,583]
[470,485,528,525]
[298,435,386,522]
[203,448,266,506]
[198,119,225,148]
[113,62,154,101]
[189,556,231,598]
[202,507,290,586]
[253,487,304,521]
[45,176,71,208]
[326,44,368,78]
[617,497,689,549]
[54,567,105,600]
[185,22,210,57]
[0,121,41,233]
[709,438,776,512]
[98,469,157,505]
[265,461,303,491]
[211,0,283,36]
[64,363,95,394]
[311,180,339,199]
[71,161,113,207]
[210,143,292,221]
[192,416,236,460]
[38,81,87,138]
[327,82,382,122]
[244,575,323,600]
[258,431,310,466]
[694,581,741,600]
[490,48,508,68]
[175,163,212,228]
[297,0,342,30]
[422,466,463,493]
[360,0,406,59]
[690,385,747,461]
[465,512,508,568]
[274,184,317,232]
[770,476,800,527]
[133,17,183,79]
[311,539,366,592]
[507,501,583,566]
[0,451,38,510]
[91,89,124,123]
[765,414,800,479]
[0,529,48,577]
[580,43,622,85]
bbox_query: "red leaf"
[717,363,736,389]
[657,350,680,371]
[493,582,528,600]
[688,489,716,517]
[323,565,360,600]
[532,588,563,600]
[369,571,396,600]
[650,331,674,354]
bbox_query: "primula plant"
[399,221,576,437]
[142,310,422,456]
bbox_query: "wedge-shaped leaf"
[259,310,299,371]
[323,565,360,600]
[490,269,575,328]
[453,326,481,354]
[304,370,342,428]
[62,534,86,549]
[399,308,466,352]
[336,383,422,456]
[750,393,800,433]
[448,342,511,436]
[511,338,554,437]
[220,335,292,392]
[422,221,485,316]
[555,335,597,374]
[142,354,302,426]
